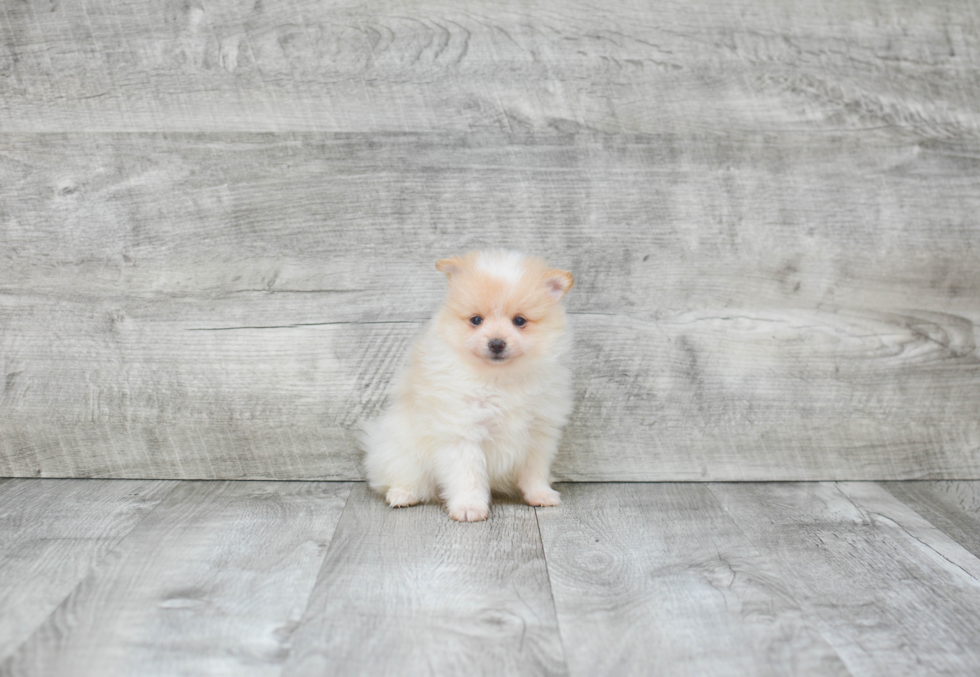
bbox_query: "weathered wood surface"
[2,0,979,135]
[837,481,980,582]
[1,132,978,479]
[0,479,176,661]
[536,483,849,676]
[2,0,979,480]
[710,482,980,675]
[0,481,352,677]
[281,483,567,677]
[4,480,980,675]
[882,481,980,559]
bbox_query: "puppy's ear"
[435,257,463,279]
[544,269,574,301]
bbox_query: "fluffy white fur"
[361,250,574,522]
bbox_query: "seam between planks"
[533,504,572,677]
[839,482,980,583]
[277,481,357,677]
[865,482,980,583]
[185,320,424,331]
[0,479,183,664]
[704,482,859,677]
[877,481,980,558]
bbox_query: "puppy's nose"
[488,339,506,355]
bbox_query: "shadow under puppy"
[361,250,574,522]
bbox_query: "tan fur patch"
[433,251,571,367]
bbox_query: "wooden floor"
[1,480,978,676]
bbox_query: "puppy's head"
[434,250,573,368]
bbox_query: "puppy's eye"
[470,316,483,326]
[513,316,527,327]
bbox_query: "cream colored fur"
[360,250,574,522]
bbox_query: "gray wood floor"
[1,479,979,676]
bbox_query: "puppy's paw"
[447,501,490,522]
[386,487,421,508]
[523,487,562,507]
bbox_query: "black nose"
[488,339,506,355]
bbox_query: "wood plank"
[536,483,850,676]
[1,1,978,134]
[281,483,567,676]
[563,309,980,481]
[836,482,980,581]
[1,132,978,480]
[3,305,977,481]
[0,481,352,677]
[880,481,980,559]
[710,482,980,676]
[4,133,979,314]
[0,479,176,661]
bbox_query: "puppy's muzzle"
[488,339,507,356]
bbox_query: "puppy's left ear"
[435,257,463,279]
[544,269,574,301]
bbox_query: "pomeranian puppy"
[361,250,574,522]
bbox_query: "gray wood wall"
[1,0,978,480]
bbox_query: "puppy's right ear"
[435,257,463,279]
[544,269,574,301]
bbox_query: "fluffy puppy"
[361,250,574,522]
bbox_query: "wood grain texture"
[709,482,980,676]
[0,481,352,677]
[281,483,567,677]
[3,1,980,481]
[0,479,176,661]
[536,483,849,676]
[4,133,979,311]
[837,481,980,582]
[1,0,979,135]
[3,480,980,674]
[881,481,980,559]
[1,132,978,479]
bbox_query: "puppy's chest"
[461,385,533,434]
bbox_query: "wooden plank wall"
[1,0,978,480]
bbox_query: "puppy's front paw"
[523,487,561,507]
[447,501,490,522]
[386,487,421,508]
